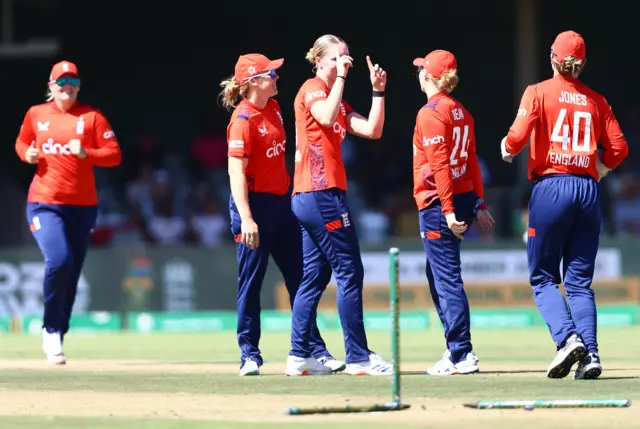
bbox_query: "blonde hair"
[305,34,346,70]
[429,70,459,93]
[218,75,250,111]
[45,87,54,102]
[552,56,584,79]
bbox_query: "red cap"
[551,31,586,62]
[413,50,457,78]
[234,54,284,82]
[50,61,79,81]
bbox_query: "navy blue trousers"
[419,191,481,364]
[528,175,601,353]
[230,192,331,366]
[290,188,369,364]
[26,203,97,338]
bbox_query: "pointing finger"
[366,55,374,70]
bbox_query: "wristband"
[337,76,346,80]
[372,90,385,97]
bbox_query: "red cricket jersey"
[413,92,485,214]
[292,77,353,194]
[505,75,628,181]
[227,98,290,196]
[15,101,122,206]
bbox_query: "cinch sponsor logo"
[266,140,286,158]
[305,90,326,103]
[423,135,445,146]
[103,129,115,139]
[41,138,71,155]
[332,122,346,139]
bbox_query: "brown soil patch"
[0,390,637,428]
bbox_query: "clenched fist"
[68,139,87,159]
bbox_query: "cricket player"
[15,61,122,364]
[287,34,393,376]
[412,50,494,376]
[501,31,629,379]
[221,53,344,376]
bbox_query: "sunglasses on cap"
[55,77,80,87]
[246,69,277,81]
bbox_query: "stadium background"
[0,0,638,332]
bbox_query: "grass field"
[0,326,638,428]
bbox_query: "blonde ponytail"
[430,70,459,93]
[552,56,584,79]
[305,34,346,71]
[219,75,249,111]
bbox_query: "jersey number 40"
[551,108,592,153]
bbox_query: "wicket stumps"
[464,399,632,409]
[285,247,411,416]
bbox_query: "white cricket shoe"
[317,356,346,373]
[574,353,602,380]
[455,351,480,374]
[42,328,66,365]
[427,350,479,375]
[426,353,456,376]
[344,353,393,376]
[547,334,586,379]
[239,359,260,376]
[285,356,332,376]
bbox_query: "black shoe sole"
[547,345,587,379]
[580,366,602,380]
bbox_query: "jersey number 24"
[450,125,469,166]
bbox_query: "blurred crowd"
[89,106,640,248]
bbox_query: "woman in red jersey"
[15,61,122,364]
[501,31,628,380]
[287,34,392,376]
[219,53,343,376]
[412,50,494,376]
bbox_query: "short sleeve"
[302,80,328,110]
[227,118,253,157]
[342,100,354,116]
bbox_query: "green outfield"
[0,326,638,428]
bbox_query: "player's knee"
[44,251,74,277]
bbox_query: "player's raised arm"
[345,55,386,139]
[308,47,352,127]
[598,98,629,170]
[503,85,540,158]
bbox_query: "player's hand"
[241,218,260,249]
[501,136,514,163]
[445,213,467,240]
[25,142,39,164]
[366,56,387,91]
[475,209,495,232]
[68,139,87,159]
[336,47,353,79]
[595,150,611,182]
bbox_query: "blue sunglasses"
[252,69,277,79]
[55,77,80,87]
